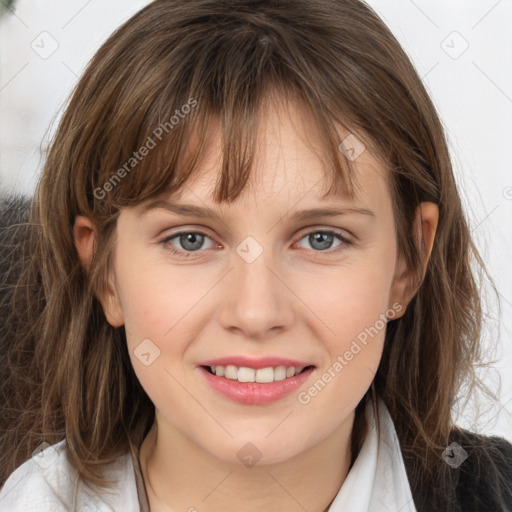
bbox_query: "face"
[101,98,408,466]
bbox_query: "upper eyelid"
[161,226,351,247]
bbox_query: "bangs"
[93,82,361,213]
[86,14,369,215]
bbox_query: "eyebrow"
[141,200,375,221]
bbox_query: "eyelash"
[160,228,352,259]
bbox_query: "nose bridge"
[218,233,294,337]
[236,234,276,294]
[235,233,281,308]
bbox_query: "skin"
[74,96,438,512]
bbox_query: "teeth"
[274,366,287,381]
[238,367,256,382]
[209,364,308,382]
[225,365,238,380]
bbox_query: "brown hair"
[1,0,509,508]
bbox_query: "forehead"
[169,97,390,210]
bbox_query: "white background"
[0,0,511,441]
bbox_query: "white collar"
[134,395,417,512]
[328,395,417,511]
[0,396,416,511]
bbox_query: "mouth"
[201,364,315,383]
[197,360,316,405]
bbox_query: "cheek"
[115,255,207,345]
[116,261,206,407]
[308,260,394,337]
[294,271,390,417]
[295,250,395,390]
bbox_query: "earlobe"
[388,202,439,318]
[388,256,412,320]
[102,288,125,327]
[73,215,125,327]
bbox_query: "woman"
[0,1,511,510]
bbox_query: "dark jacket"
[406,427,512,512]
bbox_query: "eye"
[161,231,217,258]
[293,229,351,254]
[160,228,352,259]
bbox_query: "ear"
[73,215,125,327]
[388,202,439,318]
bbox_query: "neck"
[139,412,358,512]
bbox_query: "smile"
[205,364,309,383]
[197,357,316,405]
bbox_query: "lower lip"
[198,366,315,405]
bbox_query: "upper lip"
[198,356,315,370]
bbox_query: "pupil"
[181,233,203,251]
[311,232,332,250]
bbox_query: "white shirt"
[0,396,417,511]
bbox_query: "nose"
[217,240,295,340]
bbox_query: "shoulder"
[449,427,512,510]
[0,440,139,512]
[412,427,512,512]
[0,440,75,511]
